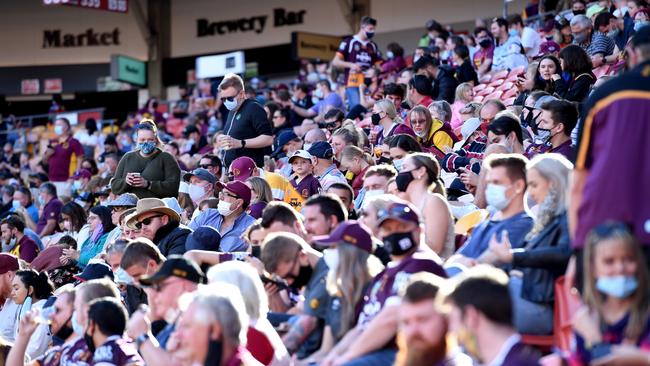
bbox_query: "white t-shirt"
[521,27,542,58]
[0,298,20,342]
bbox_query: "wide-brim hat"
[126,197,180,229]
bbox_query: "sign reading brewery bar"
[43,0,128,13]
[43,28,120,48]
[197,8,306,37]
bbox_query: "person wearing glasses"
[188,180,254,253]
[216,73,274,169]
[111,119,181,199]
[197,154,223,182]
[126,198,191,257]
[409,105,455,159]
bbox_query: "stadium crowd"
[0,0,650,365]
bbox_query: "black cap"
[185,226,222,251]
[413,55,440,71]
[139,255,206,286]
[74,261,114,283]
[631,25,650,48]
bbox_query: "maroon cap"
[313,221,373,253]
[0,253,19,274]
[377,200,421,227]
[72,169,92,180]
[216,181,252,206]
[229,157,257,181]
[537,41,561,58]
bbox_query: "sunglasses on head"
[136,214,164,229]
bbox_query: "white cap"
[460,118,482,140]
[288,149,313,163]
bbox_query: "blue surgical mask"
[72,180,83,191]
[11,200,21,210]
[386,51,394,59]
[138,141,156,155]
[393,158,404,172]
[224,98,239,111]
[54,125,65,136]
[485,183,512,211]
[303,143,313,152]
[71,311,84,335]
[314,89,324,99]
[596,275,638,298]
[635,21,650,32]
[38,196,45,206]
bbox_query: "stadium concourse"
[1,1,650,366]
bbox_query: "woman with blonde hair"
[408,106,457,159]
[111,119,181,198]
[450,83,475,130]
[368,99,415,146]
[486,154,573,335]
[330,124,362,161]
[396,152,455,257]
[339,146,373,197]
[208,261,290,366]
[246,176,273,219]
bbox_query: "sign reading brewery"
[43,28,120,48]
[197,8,306,37]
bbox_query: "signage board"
[110,54,146,86]
[195,51,245,79]
[291,32,342,61]
[44,78,63,93]
[43,0,128,13]
[21,79,40,95]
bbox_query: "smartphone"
[260,275,289,291]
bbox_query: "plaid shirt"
[441,135,487,172]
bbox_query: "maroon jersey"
[91,336,143,366]
[34,336,93,366]
[336,36,381,87]
[357,250,445,325]
[290,174,321,199]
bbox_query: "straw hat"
[125,198,180,229]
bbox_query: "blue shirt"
[310,92,344,115]
[11,204,39,224]
[458,211,533,259]
[188,209,255,252]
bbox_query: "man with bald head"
[303,128,327,152]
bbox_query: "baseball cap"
[377,200,421,227]
[586,4,606,18]
[0,253,19,275]
[308,141,334,159]
[185,226,222,251]
[288,150,313,164]
[271,130,299,157]
[631,24,650,48]
[312,221,374,253]
[183,168,216,184]
[536,41,561,58]
[72,169,92,180]
[216,180,252,206]
[409,74,433,97]
[229,156,257,181]
[74,261,114,282]
[139,255,206,286]
[105,193,138,208]
[460,118,482,141]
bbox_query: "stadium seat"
[501,87,519,99]
[489,79,505,88]
[492,70,509,80]
[592,65,610,79]
[473,95,485,103]
[483,90,504,100]
[477,86,495,96]
[473,84,487,93]
[553,276,582,352]
[479,74,492,84]
[455,209,489,236]
[497,81,514,91]
[502,97,516,106]
[507,65,526,79]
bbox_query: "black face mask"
[287,264,313,289]
[371,113,382,126]
[84,328,95,354]
[383,231,416,256]
[251,245,261,258]
[204,334,223,366]
[400,101,411,110]
[573,9,586,15]
[377,156,392,165]
[54,315,74,341]
[364,77,373,87]
[479,38,492,49]
[396,171,415,192]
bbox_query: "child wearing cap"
[289,150,321,199]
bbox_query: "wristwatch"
[240,139,247,149]
[135,333,150,351]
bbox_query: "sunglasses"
[136,214,164,229]
[198,164,214,169]
[411,119,428,125]
[220,95,237,103]
[377,203,415,223]
[590,222,633,238]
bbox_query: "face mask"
[115,267,134,285]
[54,125,65,136]
[71,311,84,335]
[287,264,313,289]
[11,200,21,210]
[303,143,313,152]
[573,31,588,44]
[362,189,384,208]
[72,180,82,191]
[393,158,404,172]
[533,128,552,145]
[377,156,392,165]
[188,184,207,203]
[323,248,339,270]
[383,231,415,255]
[291,96,298,103]
[84,328,96,354]
[217,200,234,216]
[573,9,586,15]
[90,223,104,243]
[138,141,156,155]
[364,77,373,87]
[497,136,514,153]
[386,51,394,59]
[371,113,382,125]
[635,21,650,32]
[54,314,74,340]
[365,30,375,39]
[314,89,324,99]
[607,28,620,38]
[38,196,46,206]
[396,171,415,192]
[479,38,492,48]
[204,335,223,366]
[223,97,239,111]
[485,183,512,211]
[413,55,421,63]
[415,129,428,138]
[596,275,638,298]
[251,245,261,258]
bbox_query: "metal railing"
[0,107,109,135]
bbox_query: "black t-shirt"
[456,60,479,86]
[290,97,314,127]
[223,99,273,167]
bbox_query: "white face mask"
[485,183,512,211]
[393,158,404,172]
[362,189,384,209]
[188,183,207,203]
[224,97,239,111]
[323,248,339,271]
[217,200,234,216]
[303,143,313,152]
